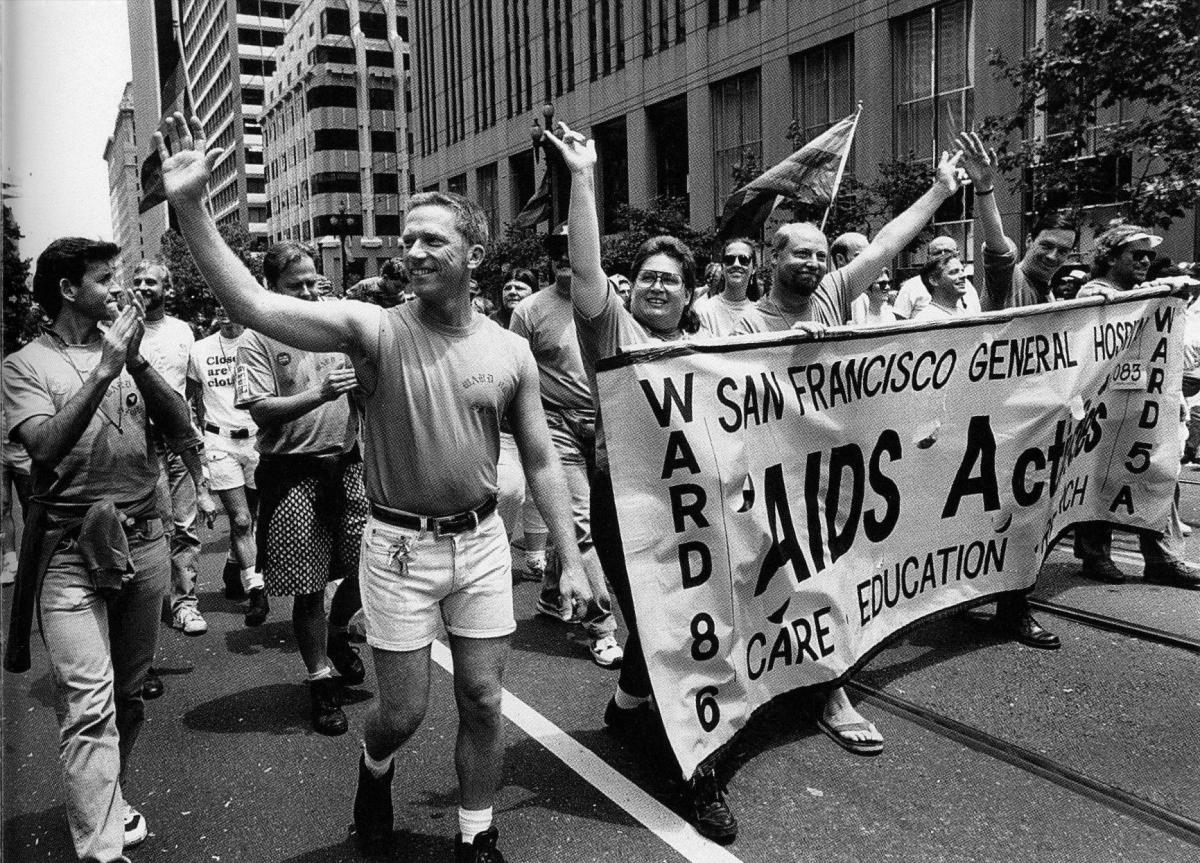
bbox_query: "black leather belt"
[205,422,251,439]
[369,496,497,536]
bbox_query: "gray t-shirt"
[3,333,159,514]
[508,288,593,412]
[359,302,538,515]
[694,293,754,337]
[234,329,356,457]
[733,269,854,333]
[140,314,194,396]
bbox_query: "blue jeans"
[39,520,169,862]
[157,449,201,613]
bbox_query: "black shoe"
[328,629,366,685]
[603,695,647,736]
[1079,557,1126,584]
[223,559,246,599]
[1000,610,1061,650]
[354,752,394,852]
[685,765,738,843]
[455,825,505,863]
[244,588,269,627]
[1143,560,1200,589]
[142,668,164,700]
[310,677,348,736]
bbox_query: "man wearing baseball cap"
[1075,224,1200,589]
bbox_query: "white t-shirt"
[188,332,258,433]
[894,275,981,319]
[694,293,754,337]
[850,294,897,327]
[141,315,194,396]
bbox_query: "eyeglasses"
[635,270,684,289]
[1127,249,1157,263]
[722,253,752,266]
[873,280,892,289]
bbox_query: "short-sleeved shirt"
[140,315,194,396]
[893,274,981,318]
[733,269,854,334]
[575,287,693,469]
[3,333,158,512]
[694,293,754,336]
[188,332,257,434]
[909,303,959,322]
[979,239,1056,311]
[850,294,897,326]
[358,302,537,515]
[508,288,593,412]
[235,329,356,457]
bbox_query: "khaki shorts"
[359,511,515,652]
[204,432,259,492]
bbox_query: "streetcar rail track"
[1026,599,1200,654]
[849,681,1200,848]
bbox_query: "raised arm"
[542,123,608,319]
[841,150,963,300]
[156,114,374,354]
[957,131,1009,254]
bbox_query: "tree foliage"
[159,224,264,335]
[3,205,37,355]
[983,0,1200,229]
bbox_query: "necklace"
[50,336,125,434]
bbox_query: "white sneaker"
[123,804,148,848]
[171,606,208,636]
[590,635,624,669]
[1,551,17,586]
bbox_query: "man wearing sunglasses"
[695,238,757,335]
[1073,225,1200,590]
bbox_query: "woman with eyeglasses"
[849,267,897,326]
[695,238,758,335]
[544,123,739,842]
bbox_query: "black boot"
[309,677,347,736]
[354,752,394,852]
[995,595,1060,650]
[142,667,164,700]
[244,588,269,627]
[455,825,506,862]
[685,765,738,843]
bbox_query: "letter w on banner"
[596,291,1183,778]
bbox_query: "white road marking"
[430,640,744,863]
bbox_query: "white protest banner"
[596,291,1184,778]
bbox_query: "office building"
[261,0,411,288]
[103,83,145,281]
[406,0,1196,264]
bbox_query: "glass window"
[711,69,762,212]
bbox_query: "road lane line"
[430,640,744,863]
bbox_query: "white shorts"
[204,432,259,492]
[359,510,515,652]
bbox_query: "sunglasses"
[722,253,752,266]
[1127,249,1157,263]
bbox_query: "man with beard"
[732,149,963,756]
[694,238,757,336]
[133,261,215,639]
[1072,224,1200,590]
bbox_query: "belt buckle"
[429,515,442,541]
[467,509,479,531]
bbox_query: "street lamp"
[327,199,361,295]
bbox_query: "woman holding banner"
[542,123,739,843]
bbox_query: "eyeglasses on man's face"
[635,270,684,289]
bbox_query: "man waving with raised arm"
[157,113,592,862]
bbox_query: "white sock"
[362,745,394,778]
[242,567,263,590]
[525,549,547,568]
[457,806,493,843]
[613,688,648,711]
[306,665,333,682]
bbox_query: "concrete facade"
[406,0,1196,264]
[261,0,411,290]
[103,83,145,282]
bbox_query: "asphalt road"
[4,500,1199,862]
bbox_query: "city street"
[4,486,1199,863]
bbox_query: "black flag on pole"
[514,168,551,229]
[716,107,861,239]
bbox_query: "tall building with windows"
[104,83,145,281]
[407,0,1195,264]
[261,0,411,288]
[125,0,294,257]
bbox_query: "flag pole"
[819,102,863,233]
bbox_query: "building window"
[376,214,401,235]
[374,173,399,193]
[447,173,468,196]
[712,69,762,213]
[242,87,264,105]
[312,172,361,194]
[397,16,409,40]
[675,0,685,44]
[311,45,355,65]
[360,11,388,39]
[477,163,499,240]
[791,36,855,146]
[322,7,350,36]
[306,85,357,109]
[893,1,973,164]
[246,178,266,194]
[371,131,396,152]
[313,128,359,150]
[642,0,653,57]
[240,58,275,77]
[369,88,395,110]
